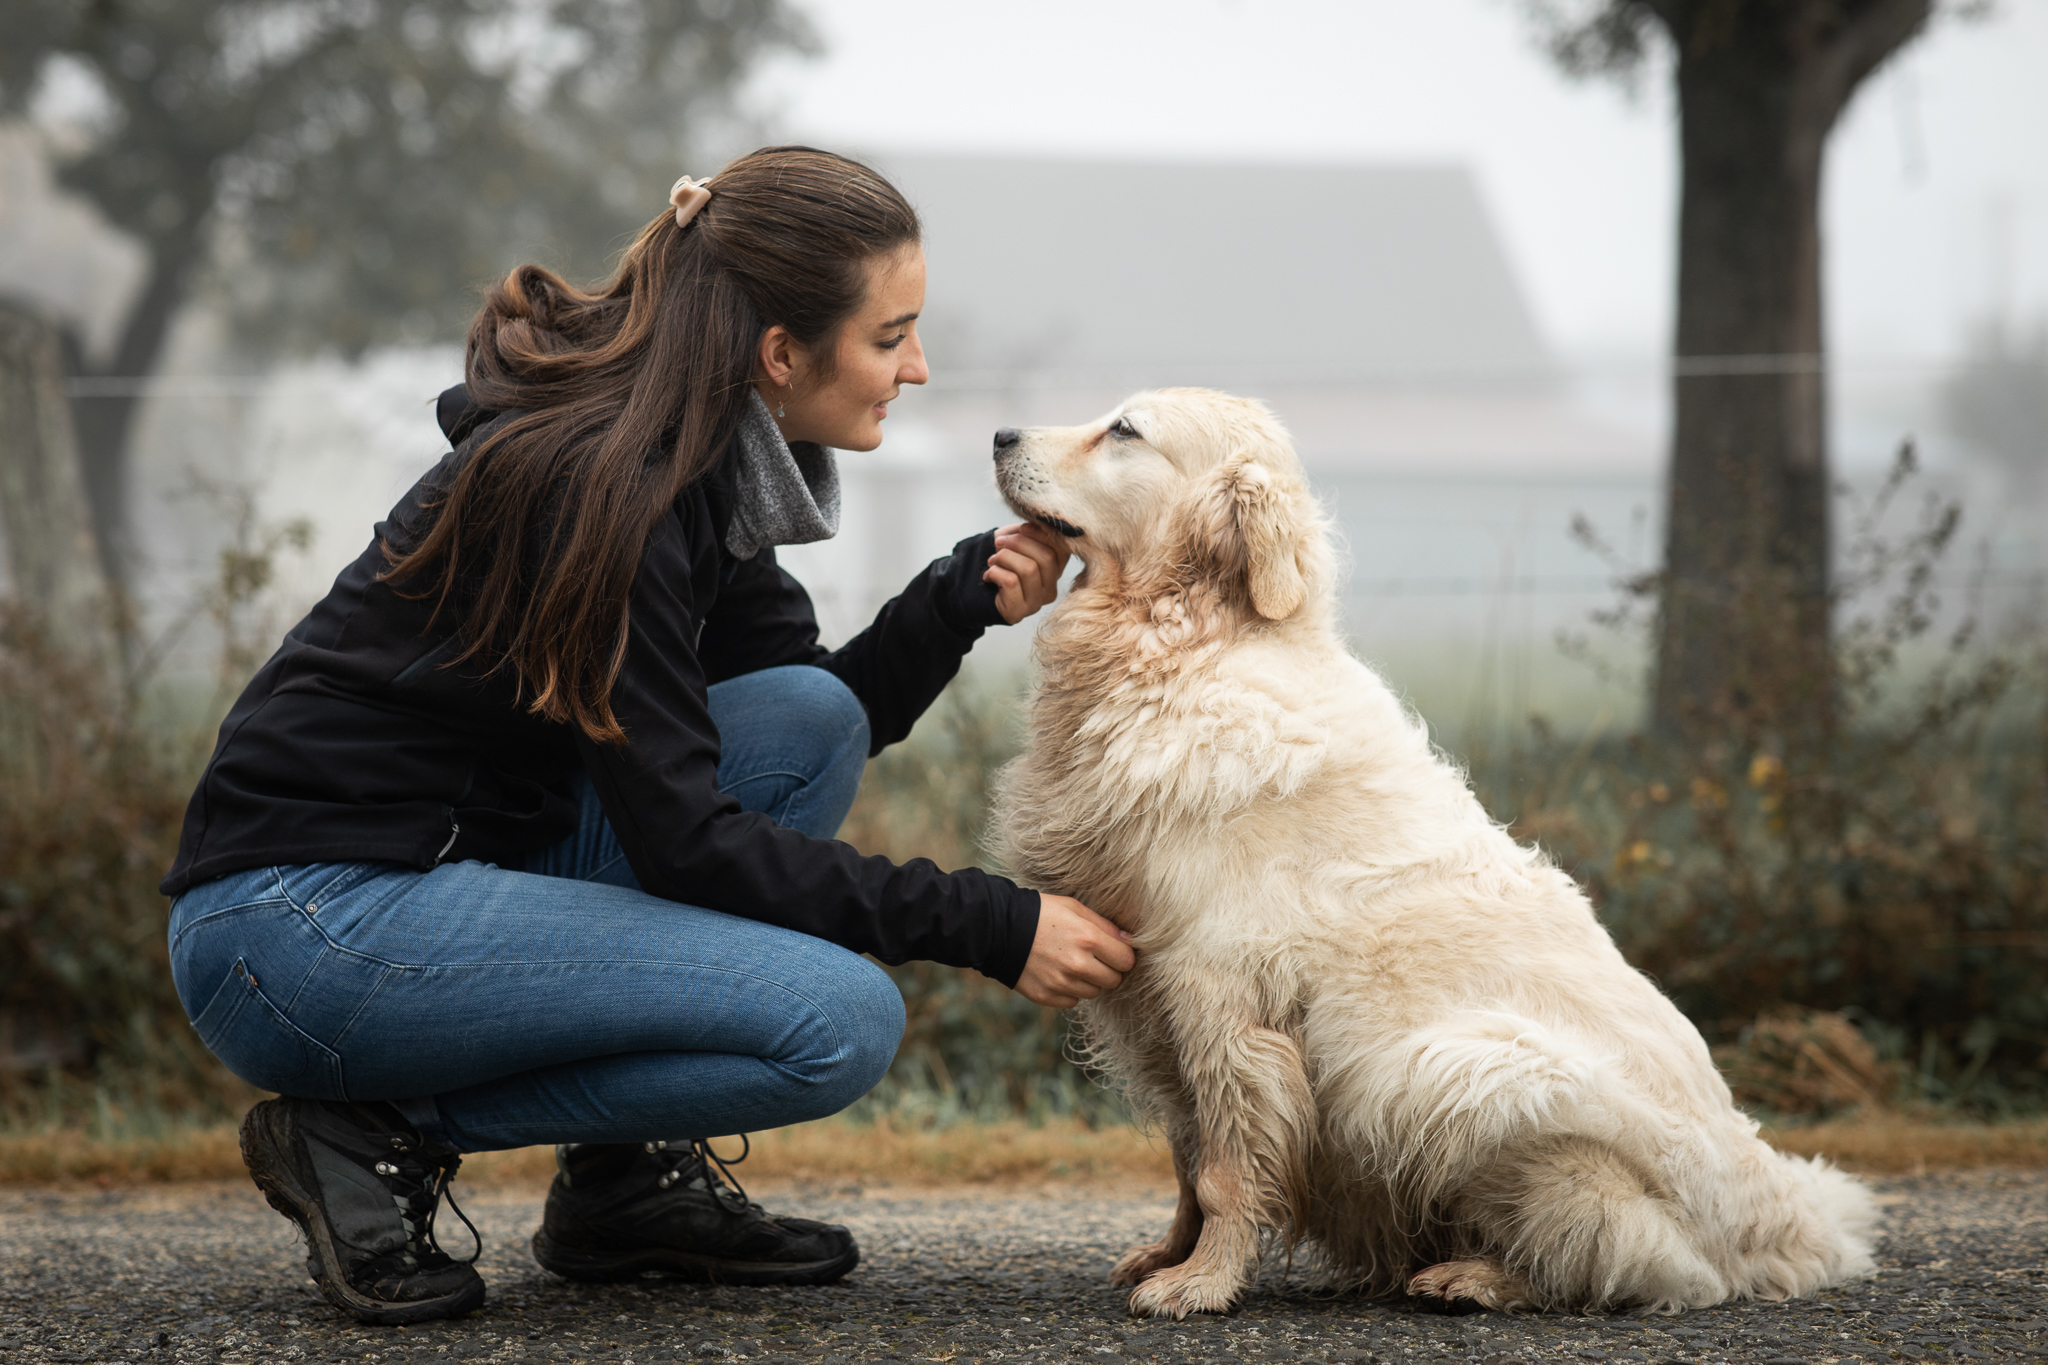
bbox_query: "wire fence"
[56,351,1980,400]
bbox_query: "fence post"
[0,300,113,661]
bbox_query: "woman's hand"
[1015,893,1137,1009]
[985,522,1070,625]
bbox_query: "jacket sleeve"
[578,516,1040,986]
[700,532,1009,755]
[816,530,1007,753]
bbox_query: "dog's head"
[993,388,1328,621]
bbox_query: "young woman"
[160,147,1135,1326]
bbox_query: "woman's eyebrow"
[877,311,919,328]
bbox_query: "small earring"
[776,401,786,419]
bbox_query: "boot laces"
[644,1135,753,1216]
[372,1138,482,1269]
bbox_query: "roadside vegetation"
[2,454,2044,1182]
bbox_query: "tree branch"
[1812,0,1933,116]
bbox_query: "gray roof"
[872,153,1555,390]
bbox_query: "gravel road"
[4,1170,2046,1364]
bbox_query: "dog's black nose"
[993,428,1021,457]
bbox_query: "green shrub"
[1476,448,2048,1113]
[8,448,2040,1131]
[0,606,252,1129]
[0,500,309,1132]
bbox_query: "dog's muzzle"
[992,431,1085,540]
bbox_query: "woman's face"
[759,244,929,451]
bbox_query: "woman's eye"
[880,333,905,350]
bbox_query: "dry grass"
[1760,1114,2048,1174]
[0,1117,1177,1191]
[0,1126,249,1185]
[7,1113,2048,1189]
[457,1117,1176,1191]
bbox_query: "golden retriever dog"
[988,389,1877,1319]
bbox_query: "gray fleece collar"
[724,387,841,561]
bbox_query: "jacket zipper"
[435,808,460,864]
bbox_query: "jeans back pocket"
[190,958,345,1099]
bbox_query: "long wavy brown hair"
[380,147,920,744]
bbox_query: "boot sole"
[530,1227,860,1286]
[239,1101,486,1325]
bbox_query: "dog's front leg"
[1110,1116,1203,1286]
[1125,1005,1316,1319]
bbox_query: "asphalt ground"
[3,1169,2046,1364]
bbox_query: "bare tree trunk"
[1649,0,1930,756]
[0,301,113,660]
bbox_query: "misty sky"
[742,0,2048,368]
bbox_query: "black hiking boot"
[239,1096,484,1324]
[531,1138,858,1285]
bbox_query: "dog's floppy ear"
[1187,454,1309,620]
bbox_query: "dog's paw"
[1126,1263,1242,1319]
[1408,1259,1536,1313]
[1110,1239,1192,1287]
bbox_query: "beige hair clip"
[669,175,713,228]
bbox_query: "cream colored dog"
[988,389,1877,1319]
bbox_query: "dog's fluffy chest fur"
[998,575,1532,947]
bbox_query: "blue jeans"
[166,665,903,1153]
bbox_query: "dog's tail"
[1724,1148,1879,1301]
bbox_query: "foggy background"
[2,0,2042,739]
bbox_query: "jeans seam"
[781,771,835,837]
[329,960,400,1057]
[294,923,407,971]
[273,862,385,914]
[721,767,811,787]
[386,960,851,1073]
[169,896,293,955]
[783,734,862,837]
[589,851,633,883]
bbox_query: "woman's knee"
[729,666,870,758]
[793,953,905,1117]
[786,666,870,757]
[709,665,871,836]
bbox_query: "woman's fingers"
[984,523,1071,624]
[984,548,1045,617]
[998,526,1067,583]
[983,563,1027,624]
[1014,892,1138,1008]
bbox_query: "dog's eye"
[1110,417,1141,441]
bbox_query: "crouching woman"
[160,146,1133,1324]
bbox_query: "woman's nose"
[900,334,930,386]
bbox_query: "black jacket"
[161,387,1041,987]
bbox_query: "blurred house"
[780,154,1659,715]
[1,133,1666,728]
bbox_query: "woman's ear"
[756,324,799,387]
[1190,454,1310,621]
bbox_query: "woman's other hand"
[1015,893,1137,1009]
[985,522,1070,625]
